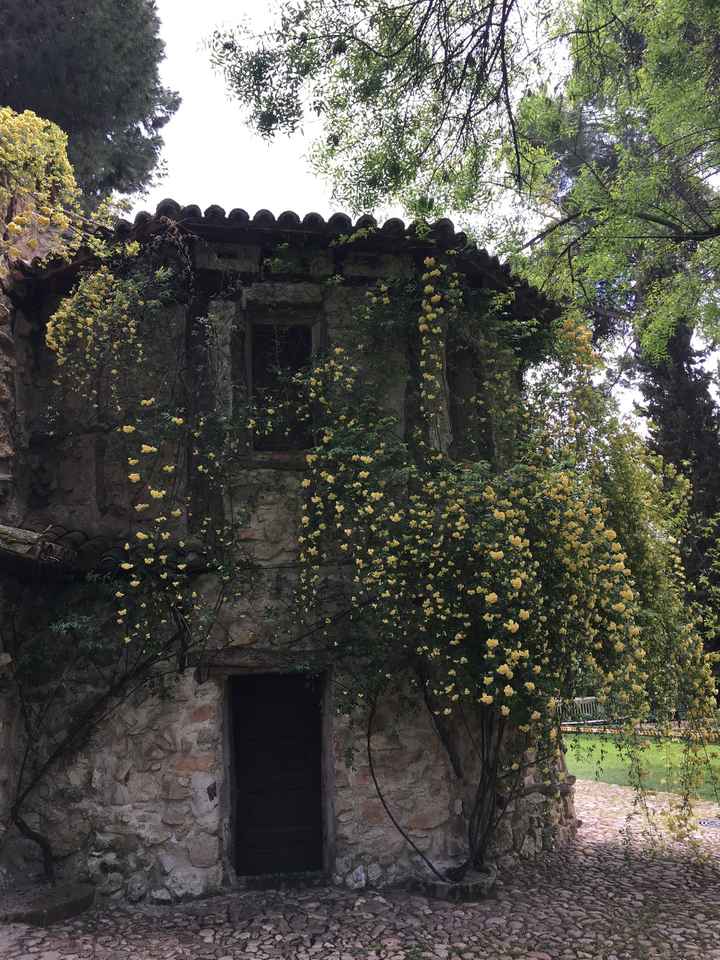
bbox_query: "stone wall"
[334,699,577,888]
[1,667,575,900]
[0,217,575,900]
[0,255,18,831]
[1,672,223,902]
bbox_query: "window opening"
[250,322,314,451]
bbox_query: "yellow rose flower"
[120,425,136,434]
[128,473,141,483]
[485,592,498,604]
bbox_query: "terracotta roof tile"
[113,199,553,309]
[119,199,470,247]
[17,200,553,321]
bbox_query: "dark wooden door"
[231,673,323,875]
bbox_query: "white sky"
[131,0,336,220]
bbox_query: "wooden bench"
[560,696,606,725]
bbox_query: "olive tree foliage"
[0,0,180,202]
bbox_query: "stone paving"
[1,780,719,960]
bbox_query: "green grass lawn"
[564,732,720,802]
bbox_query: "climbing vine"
[248,254,719,867]
[0,108,77,254]
[2,104,718,881]
[0,107,119,278]
[1,120,259,876]
[5,231,261,877]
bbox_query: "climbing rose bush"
[249,255,718,857]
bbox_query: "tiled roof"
[15,200,552,318]
[118,199,551,308]
[120,199,470,248]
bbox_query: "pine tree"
[0,0,179,201]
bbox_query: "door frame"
[221,669,335,880]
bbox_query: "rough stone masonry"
[0,202,576,902]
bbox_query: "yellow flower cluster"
[278,263,717,803]
[0,107,78,269]
[46,266,144,406]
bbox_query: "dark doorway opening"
[230,673,324,875]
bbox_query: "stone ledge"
[0,882,95,927]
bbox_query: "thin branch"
[366,692,447,881]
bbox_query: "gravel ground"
[1,780,719,960]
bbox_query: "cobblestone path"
[1,780,719,960]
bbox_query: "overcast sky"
[132,0,336,220]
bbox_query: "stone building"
[0,201,576,902]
